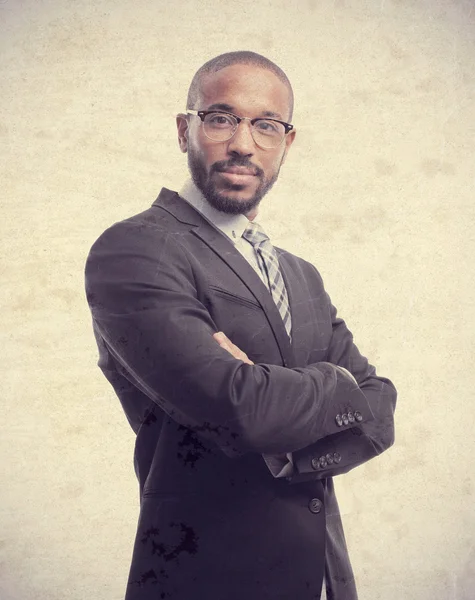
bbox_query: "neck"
[246,207,258,221]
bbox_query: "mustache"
[211,159,264,177]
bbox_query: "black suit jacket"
[84,188,397,600]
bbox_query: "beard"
[187,149,282,216]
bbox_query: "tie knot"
[242,221,269,247]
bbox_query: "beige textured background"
[1,0,474,598]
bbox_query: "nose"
[226,118,255,156]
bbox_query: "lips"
[219,166,257,176]
[218,170,257,186]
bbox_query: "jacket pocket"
[208,285,262,311]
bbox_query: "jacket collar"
[178,179,251,244]
[152,187,297,368]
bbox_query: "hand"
[213,331,254,365]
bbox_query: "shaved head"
[186,51,294,122]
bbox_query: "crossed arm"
[86,221,397,481]
[214,331,357,384]
[213,331,364,480]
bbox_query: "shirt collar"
[179,179,252,244]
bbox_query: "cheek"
[263,153,285,175]
[191,138,224,168]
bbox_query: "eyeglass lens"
[203,112,285,148]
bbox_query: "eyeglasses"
[186,109,294,149]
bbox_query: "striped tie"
[242,221,292,339]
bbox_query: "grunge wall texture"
[1,1,474,598]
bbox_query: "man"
[84,51,397,600]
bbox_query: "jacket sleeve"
[84,221,378,458]
[288,266,397,483]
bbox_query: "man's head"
[176,51,296,217]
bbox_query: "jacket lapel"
[276,249,311,368]
[153,188,296,368]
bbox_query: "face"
[176,64,296,217]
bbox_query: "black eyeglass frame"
[186,109,294,136]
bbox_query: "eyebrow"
[206,103,285,121]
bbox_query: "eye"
[254,119,281,134]
[205,112,236,128]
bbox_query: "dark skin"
[176,63,296,361]
[176,63,295,218]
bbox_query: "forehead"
[198,64,291,120]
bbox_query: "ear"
[280,129,296,166]
[176,113,189,153]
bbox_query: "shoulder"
[275,246,324,285]
[86,199,186,258]
[84,207,191,286]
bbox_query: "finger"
[221,344,254,364]
[213,331,231,344]
[232,347,253,364]
[213,332,253,364]
[213,332,231,348]
[214,332,238,355]
[229,344,248,361]
[219,340,244,360]
[219,342,232,353]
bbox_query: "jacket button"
[355,411,363,422]
[311,457,320,470]
[335,414,343,427]
[325,453,334,465]
[342,413,349,425]
[348,411,355,423]
[309,498,322,514]
[319,456,327,468]
[333,452,341,464]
